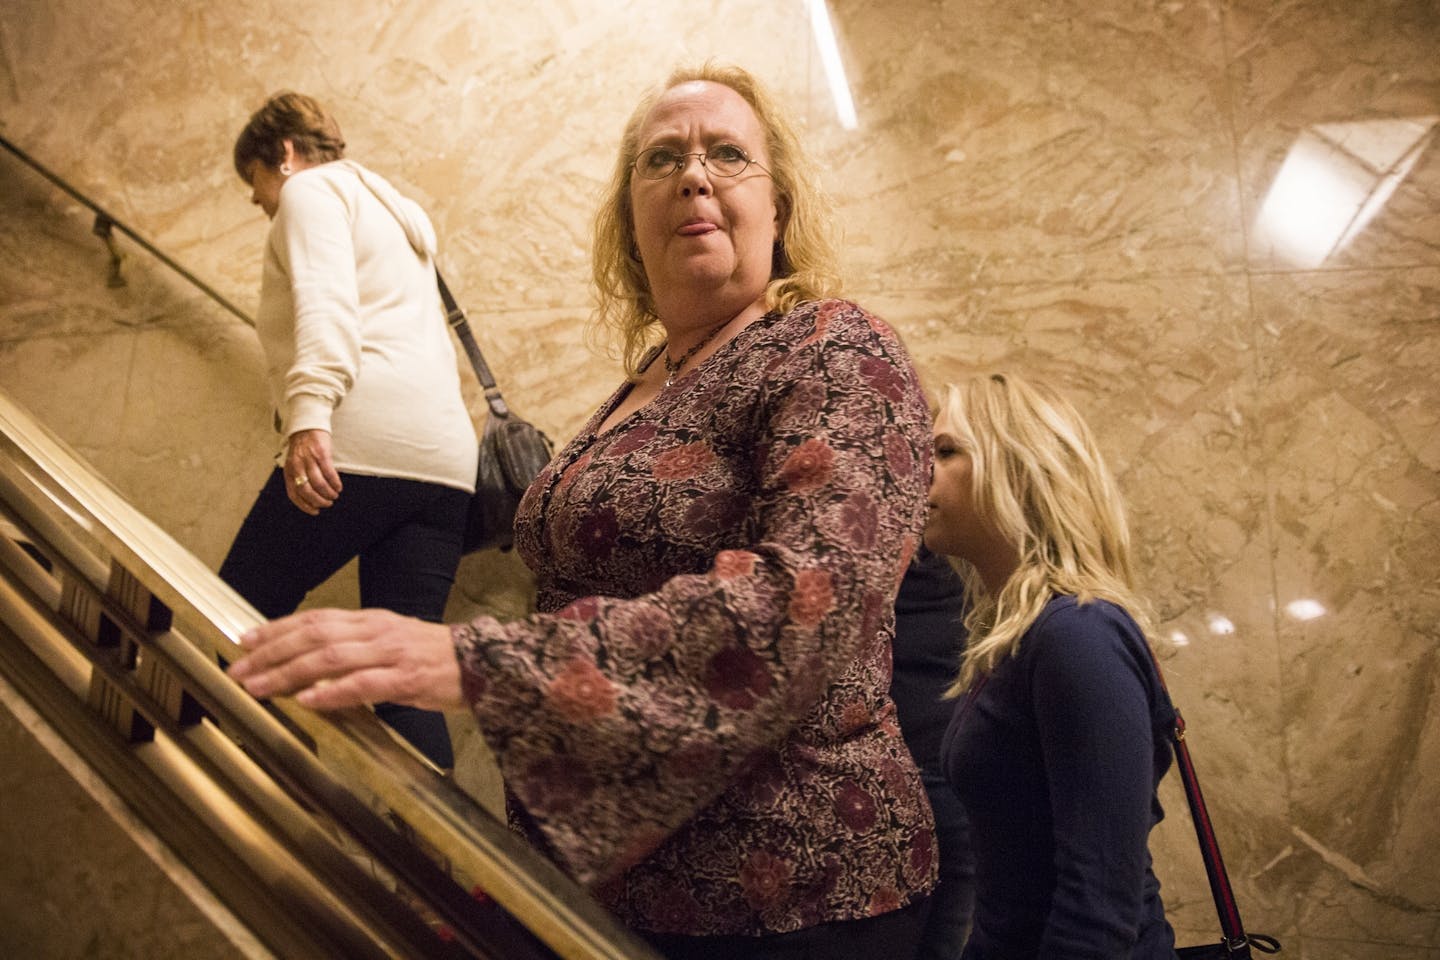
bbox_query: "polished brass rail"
[0,387,660,960]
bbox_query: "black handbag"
[437,272,554,553]
[1148,650,1283,959]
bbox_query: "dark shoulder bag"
[437,272,554,553]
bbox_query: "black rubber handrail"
[0,133,254,327]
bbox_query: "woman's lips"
[677,220,718,236]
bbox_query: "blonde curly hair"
[591,62,842,378]
[937,374,1156,694]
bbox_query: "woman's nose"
[677,155,712,196]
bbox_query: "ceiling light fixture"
[805,0,858,130]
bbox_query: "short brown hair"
[233,91,346,182]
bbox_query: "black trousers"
[219,468,469,768]
[646,896,932,960]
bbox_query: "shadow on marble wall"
[1,1,1437,957]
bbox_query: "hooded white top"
[256,160,477,492]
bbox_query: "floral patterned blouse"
[452,299,938,937]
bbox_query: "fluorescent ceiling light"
[805,0,857,130]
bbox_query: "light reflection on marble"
[1,1,1438,957]
[1226,0,1440,273]
[1253,117,1438,268]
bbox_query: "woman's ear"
[772,193,790,239]
[280,139,311,176]
[770,195,792,276]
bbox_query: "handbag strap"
[1144,649,1255,952]
[344,166,512,422]
[436,270,510,419]
[1170,706,1250,949]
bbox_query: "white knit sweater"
[255,160,477,492]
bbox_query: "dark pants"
[917,769,975,959]
[219,468,469,768]
[646,896,931,960]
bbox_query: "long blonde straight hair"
[939,374,1155,694]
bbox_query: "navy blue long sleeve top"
[892,546,969,771]
[941,595,1177,960]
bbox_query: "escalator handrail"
[0,386,659,960]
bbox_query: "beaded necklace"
[662,319,730,388]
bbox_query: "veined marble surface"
[1,2,1437,957]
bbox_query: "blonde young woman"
[926,374,1178,960]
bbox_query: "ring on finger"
[294,474,308,487]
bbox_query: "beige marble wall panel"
[446,303,613,442]
[1,2,256,298]
[120,318,276,566]
[0,329,136,466]
[1,162,142,339]
[0,696,247,960]
[1316,943,1440,960]
[1252,266,1440,953]
[823,0,1244,290]
[403,3,815,315]
[1225,0,1440,272]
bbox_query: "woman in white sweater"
[219,91,478,769]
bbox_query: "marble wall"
[1,1,1436,957]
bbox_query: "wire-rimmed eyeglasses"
[632,143,772,180]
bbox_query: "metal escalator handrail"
[0,386,660,960]
[0,132,254,327]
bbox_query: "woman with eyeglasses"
[219,91,475,771]
[927,374,1179,959]
[230,63,937,958]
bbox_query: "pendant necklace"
[663,319,730,388]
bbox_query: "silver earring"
[280,162,293,176]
